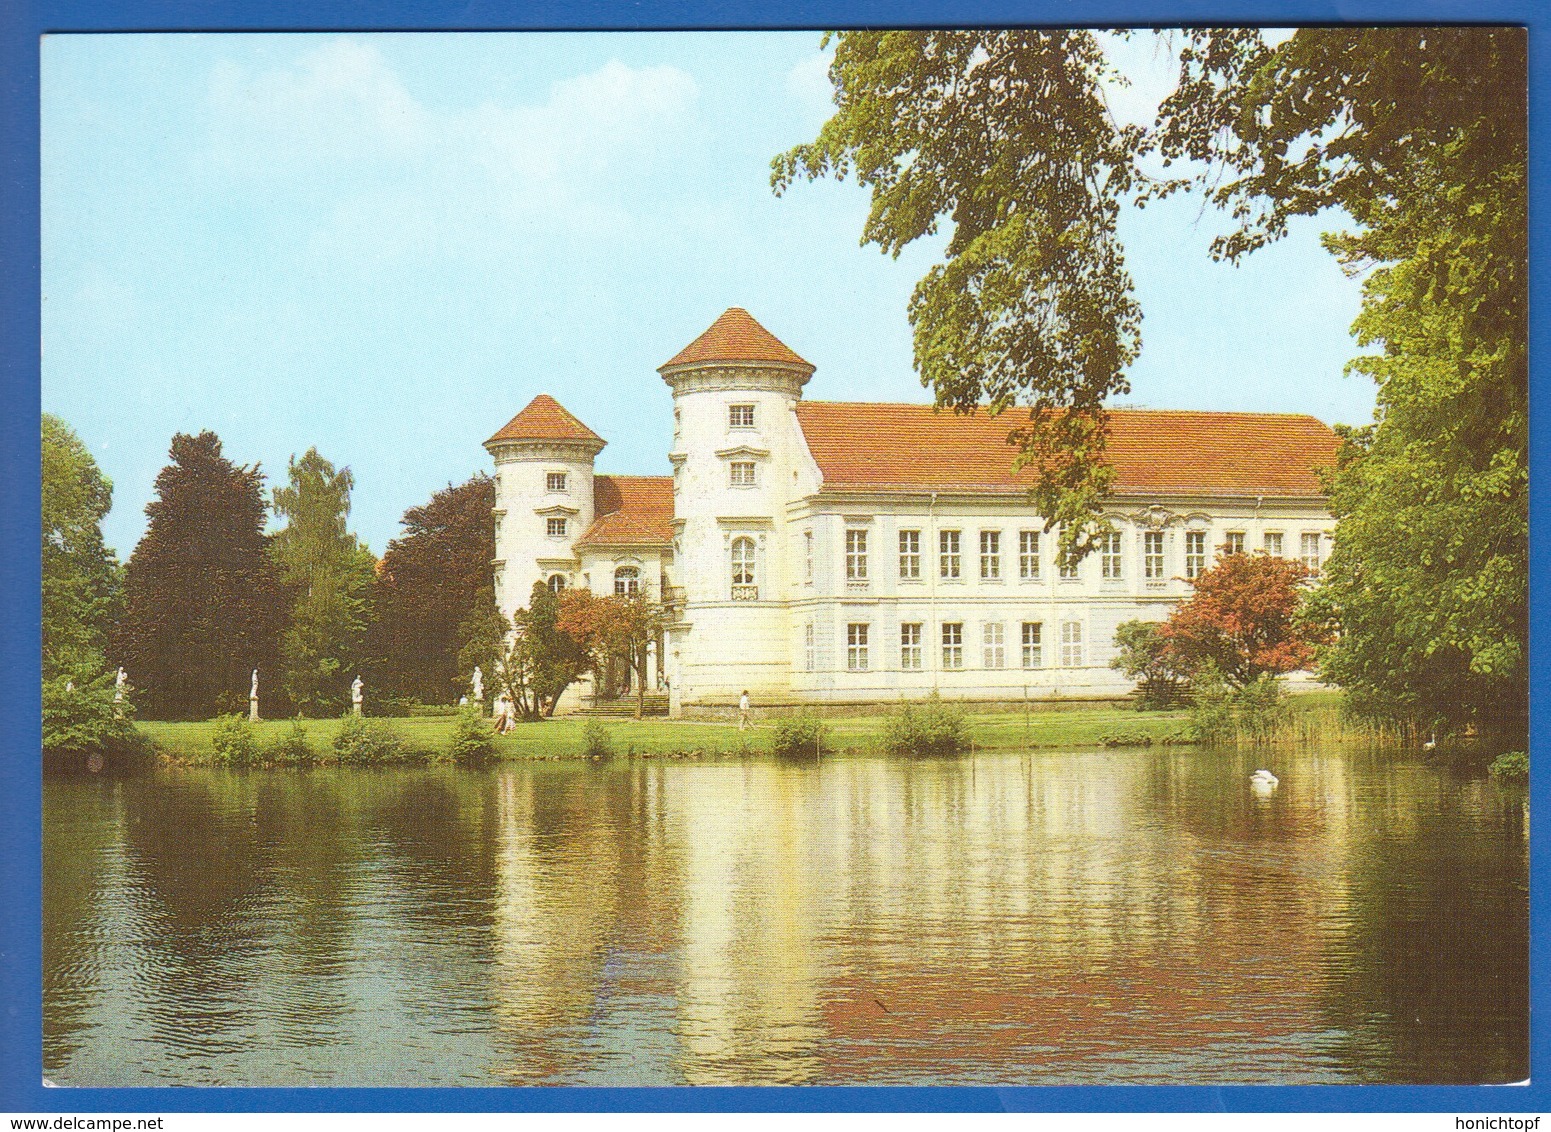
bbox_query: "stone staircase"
[572,694,670,719]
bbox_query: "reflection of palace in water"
[483,753,1414,1085]
[44,753,1526,1086]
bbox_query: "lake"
[43,746,1527,1086]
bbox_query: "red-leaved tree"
[1158,553,1326,688]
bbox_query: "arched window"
[547,574,566,594]
[731,537,758,601]
[614,566,640,596]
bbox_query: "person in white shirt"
[738,690,751,731]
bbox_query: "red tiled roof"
[659,308,813,371]
[486,394,604,446]
[794,403,1340,498]
[574,475,675,548]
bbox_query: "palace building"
[485,308,1340,716]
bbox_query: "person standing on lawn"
[738,690,751,731]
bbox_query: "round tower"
[483,394,605,625]
[658,308,815,708]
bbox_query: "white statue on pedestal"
[351,675,364,716]
[114,667,127,702]
[250,668,260,722]
[472,666,484,703]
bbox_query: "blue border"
[2,0,1544,1114]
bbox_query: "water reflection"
[43,748,1527,1086]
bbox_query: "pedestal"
[249,697,259,722]
[353,702,362,716]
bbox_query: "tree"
[559,591,665,720]
[269,449,376,717]
[375,475,495,703]
[42,415,120,680]
[1110,619,1192,709]
[456,585,507,705]
[114,432,282,719]
[522,583,594,717]
[773,31,1143,559]
[784,29,1527,741]
[1151,29,1526,742]
[1158,553,1324,689]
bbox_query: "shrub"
[408,703,461,717]
[42,669,139,757]
[333,713,411,765]
[448,705,496,765]
[883,691,968,756]
[771,713,827,758]
[582,719,613,759]
[266,718,315,766]
[1489,750,1528,780]
[1188,670,1290,745]
[1110,619,1192,710]
[210,714,261,767]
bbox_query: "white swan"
[1250,769,1279,791]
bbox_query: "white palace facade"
[485,309,1340,717]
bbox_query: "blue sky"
[42,31,1375,560]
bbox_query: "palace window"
[942,622,964,669]
[1021,622,1043,668]
[1060,621,1085,667]
[1264,531,1285,557]
[845,529,869,582]
[731,537,758,600]
[1019,530,1041,579]
[940,530,962,579]
[1144,531,1165,580]
[847,623,870,671]
[546,471,567,493]
[980,531,1002,580]
[729,461,756,488]
[899,529,921,580]
[804,623,816,672]
[547,574,566,594]
[1100,531,1123,580]
[615,566,640,596]
[983,622,1006,669]
[729,403,755,429]
[1223,531,1246,557]
[546,517,567,538]
[900,623,923,670]
[1184,531,1206,579]
[803,530,814,583]
[1301,532,1324,575]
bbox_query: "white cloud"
[205,40,699,257]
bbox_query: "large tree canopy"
[270,448,376,717]
[774,30,1143,555]
[1155,28,1527,739]
[781,27,1526,741]
[114,432,283,720]
[42,414,120,679]
[375,475,495,704]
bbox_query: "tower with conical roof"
[484,394,606,625]
[659,308,819,708]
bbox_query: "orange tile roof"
[794,402,1340,498]
[660,308,813,371]
[486,394,604,446]
[574,475,675,548]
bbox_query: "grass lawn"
[136,691,1349,765]
[133,700,1231,764]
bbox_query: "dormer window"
[546,471,567,493]
[546,517,567,538]
[729,404,755,429]
[730,461,756,488]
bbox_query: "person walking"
[738,689,751,731]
